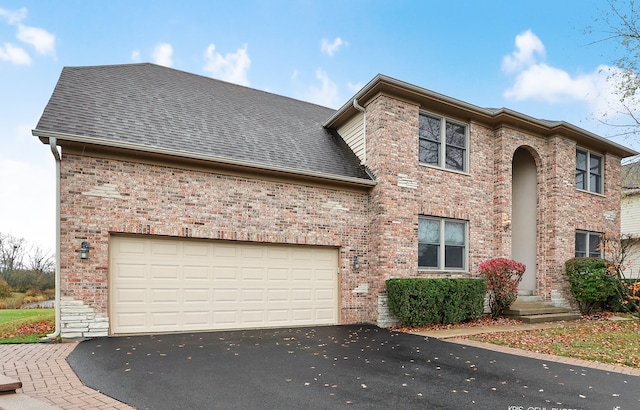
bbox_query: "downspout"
[352,98,366,164]
[47,137,61,339]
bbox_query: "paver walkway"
[0,343,133,410]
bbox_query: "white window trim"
[576,148,604,195]
[575,230,603,258]
[419,111,470,173]
[418,216,469,272]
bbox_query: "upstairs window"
[418,217,467,270]
[576,149,603,194]
[419,113,468,172]
[575,230,602,258]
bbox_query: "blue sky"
[0,0,637,255]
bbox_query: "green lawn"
[468,319,640,368]
[0,308,55,344]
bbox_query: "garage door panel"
[151,242,179,256]
[241,267,265,280]
[183,266,209,280]
[183,289,209,303]
[110,236,338,335]
[213,267,239,280]
[114,264,147,280]
[115,288,147,303]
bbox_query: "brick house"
[33,63,636,338]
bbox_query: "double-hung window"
[418,217,467,270]
[576,149,603,194]
[419,113,468,172]
[575,230,602,258]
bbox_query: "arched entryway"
[512,147,538,295]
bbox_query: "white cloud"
[0,42,31,65]
[501,30,545,74]
[152,43,173,67]
[17,24,55,55]
[504,63,597,103]
[321,37,344,57]
[203,43,251,86]
[0,7,55,64]
[0,7,27,24]
[305,69,340,108]
[131,49,141,62]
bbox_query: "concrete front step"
[515,312,582,324]
[503,299,581,323]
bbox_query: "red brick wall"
[361,94,623,308]
[59,152,372,328]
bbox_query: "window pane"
[418,243,439,267]
[418,219,440,243]
[419,140,440,165]
[444,221,465,245]
[445,122,466,148]
[590,154,602,193]
[445,245,464,268]
[576,170,586,190]
[590,174,601,193]
[589,154,602,175]
[576,150,587,171]
[575,232,586,257]
[588,233,601,257]
[419,114,440,142]
[445,146,465,171]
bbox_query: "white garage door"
[109,236,339,335]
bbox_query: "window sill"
[418,268,469,275]
[419,162,471,177]
[575,188,605,197]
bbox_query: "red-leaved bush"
[479,258,526,319]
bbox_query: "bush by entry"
[386,278,487,327]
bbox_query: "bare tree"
[27,245,55,275]
[587,0,640,139]
[0,233,26,273]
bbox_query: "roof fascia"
[325,75,638,159]
[33,129,377,188]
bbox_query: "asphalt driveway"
[67,325,638,409]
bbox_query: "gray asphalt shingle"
[36,63,370,181]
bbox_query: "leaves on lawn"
[1,319,54,338]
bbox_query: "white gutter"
[46,137,61,339]
[352,98,366,164]
[32,130,377,188]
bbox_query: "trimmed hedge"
[386,278,487,326]
[565,257,618,314]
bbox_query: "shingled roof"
[34,63,371,183]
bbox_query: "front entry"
[511,148,537,295]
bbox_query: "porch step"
[503,299,581,324]
[0,374,22,393]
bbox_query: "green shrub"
[565,257,618,314]
[0,279,11,299]
[386,278,487,326]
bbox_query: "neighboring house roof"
[33,63,372,185]
[623,161,640,192]
[326,75,638,159]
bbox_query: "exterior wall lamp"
[353,255,360,270]
[79,241,91,259]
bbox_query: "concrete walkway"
[0,342,134,410]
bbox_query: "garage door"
[109,236,339,335]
